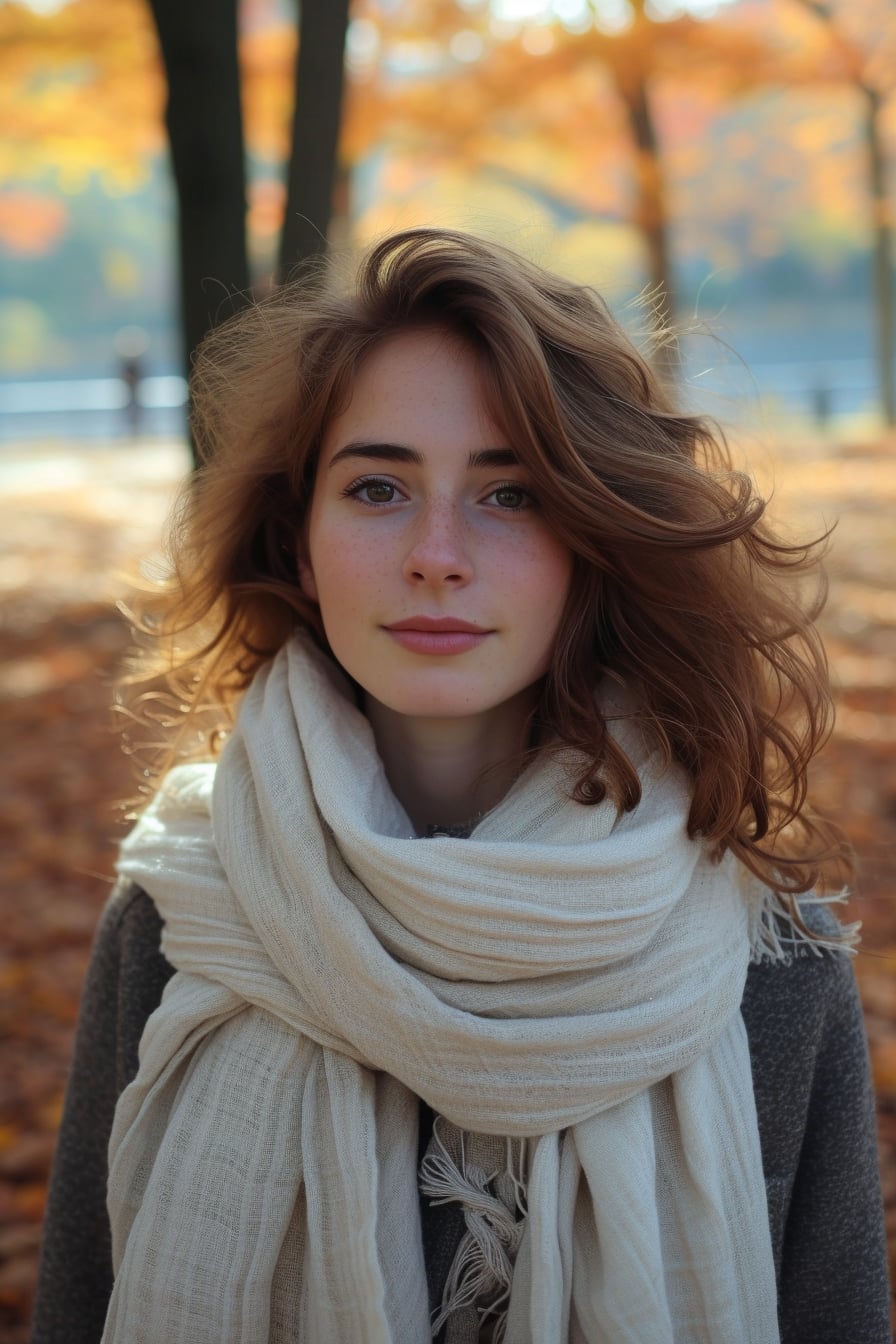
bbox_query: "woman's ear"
[296,547,319,603]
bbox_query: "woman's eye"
[488,484,531,510]
[345,478,398,505]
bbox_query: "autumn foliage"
[2,0,894,277]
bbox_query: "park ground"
[0,429,894,1337]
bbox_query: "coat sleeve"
[778,951,891,1343]
[743,918,892,1344]
[29,884,172,1344]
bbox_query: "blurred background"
[3,0,896,436]
[1,0,895,1335]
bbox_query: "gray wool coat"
[30,882,892,1343]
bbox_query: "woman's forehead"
[320,329,506,452]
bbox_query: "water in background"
[0,301,888,442]
[676,298,883,429]
[0,374,188,443]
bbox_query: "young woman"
[32,229,889,1343]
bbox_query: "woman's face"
[300,327,573,728]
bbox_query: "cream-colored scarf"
[105,634,780,1343]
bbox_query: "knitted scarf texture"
[105,635,780,1343]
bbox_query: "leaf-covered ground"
[1,434,894,1338]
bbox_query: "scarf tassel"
[419,1119,528,1341]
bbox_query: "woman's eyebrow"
[326,442,520,470]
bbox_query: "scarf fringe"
[420,1118,527,1341]
[749,885,860,964]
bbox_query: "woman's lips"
[383,617,493,656]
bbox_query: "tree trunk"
[795,0,894,425]
[147,0,250,461]
[278,0,351,281]
[622,84,676,326]
[863,85,896,426]
[615,1,678,381]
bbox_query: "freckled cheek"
[491,536,572,608]
[310,523,390,614]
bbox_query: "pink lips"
[384,615,493,656]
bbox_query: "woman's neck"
[364,688,537,835]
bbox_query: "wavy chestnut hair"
[122,226,846,915]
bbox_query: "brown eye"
[343,478,400,505]
[364,481,396,504]
[491,486,529,510]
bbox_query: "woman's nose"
[402,502,474,586]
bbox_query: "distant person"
[32,230,890,1342]
[811,379,832,430]
[113,327,147,438]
